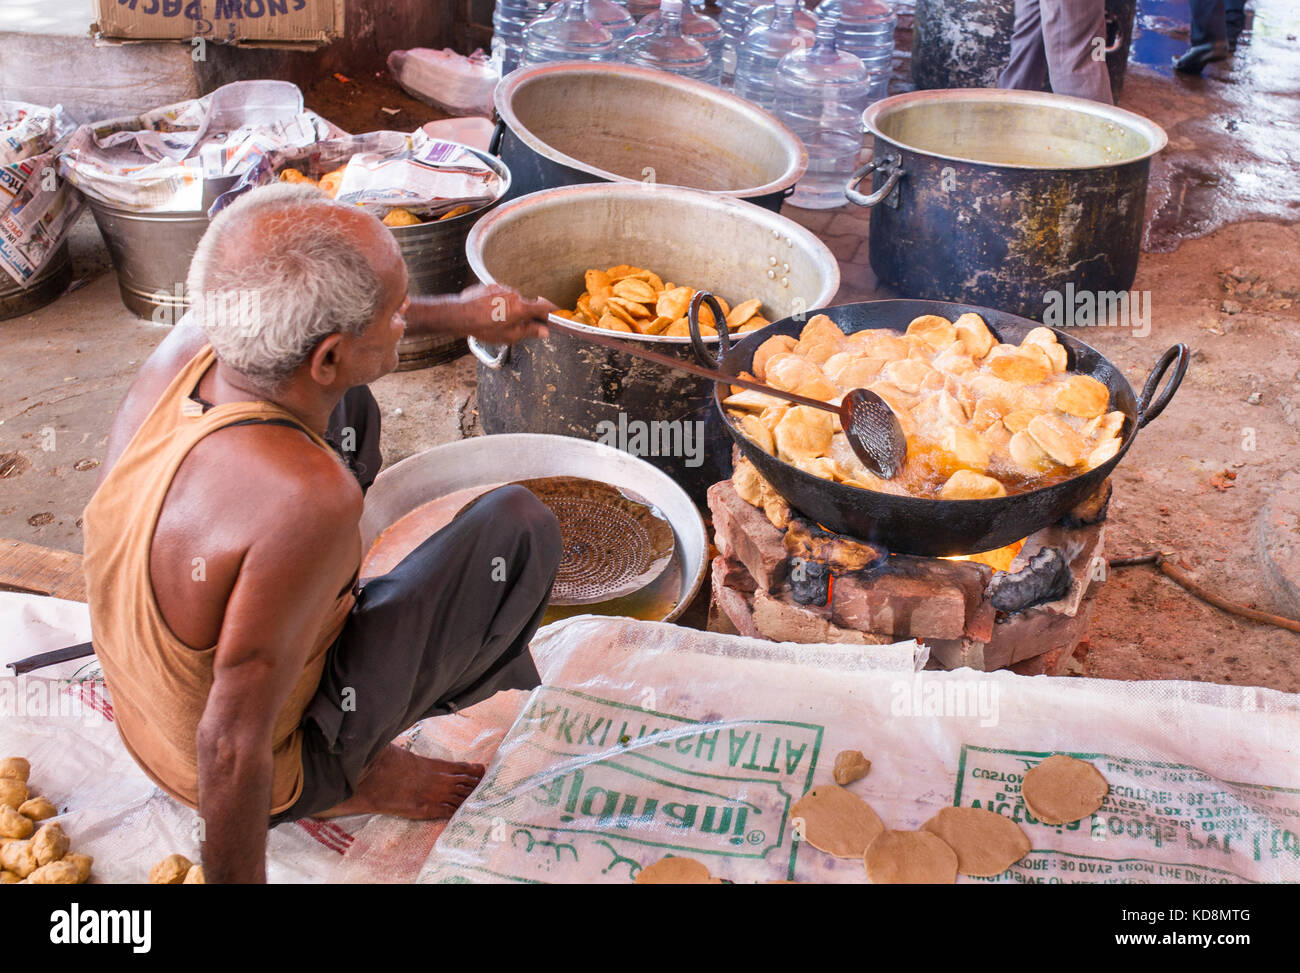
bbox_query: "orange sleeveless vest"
[82,346,355,814]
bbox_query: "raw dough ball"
[27,860,82,885]
[922,806,1032,877]
[0,839,37,878]
[32,821,69,866]
[833,750,871,786]
[791,785,885,859]
[863,830,959,884]
[18,796,56,821]
[1022,754,1109,825]
[0,804,34,839]
[149,853,195,885]
[0,757,30,783]
[64,852,93,884]
[634,856,721,884]
[0,779,28,810]
[183,864,205,884]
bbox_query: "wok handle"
[468,336,508,369]
[687,291,731,369]
[1136,343,1189,427]
[488,117,506,157]
[845,154,903,208]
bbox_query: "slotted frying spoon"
[540,313,909,480]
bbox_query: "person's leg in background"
[326,385,383,492]
[1039,0,1113,103]
[1177,0,1230,72]
[1224,0,1248,48]
[999,0,1051,92]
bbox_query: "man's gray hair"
[187,182,385,386]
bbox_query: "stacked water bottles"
[518,0,635,68]
[493,0,554,74]
[620,0,722,84]
[733,0,816,110]
[773,16,872,208]
[814,0,895,101]
[629,1,726,73]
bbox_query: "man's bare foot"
[313,745,485,820]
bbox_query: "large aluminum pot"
[848,89,1166,321]
[492,62,807,213]
[359,434,709,623]
[912,0,1136,99]
[0,245,72,321]
[464,183,840,502]
[87,199,208,321]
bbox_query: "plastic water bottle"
[815,0,895,99]
[774,17,871,208]
[620,0,721,83]
[719,0,817,84]
[522,0,619,66]
[588,0,638,43]
[632,0,726,67]
[625,0,660,15]
[734,0,816,110]
[493,0,555,74]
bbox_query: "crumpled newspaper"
[0,101,82,286]
[213,128,504,222]
[56,80,342,214]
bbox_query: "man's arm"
[195,466,362,883]
[404,283,554,344]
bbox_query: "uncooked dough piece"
[64,852,93,884]
[0,779,27,810]
[31,821,68,866]
[27,860,82,885]
[863,830,959,884]
[833,750,871,786]
[149,853,195,885]
[0,757,30,783]
[635,856,722,884]
[921,806,1032,877]
[1022,754,1109,825]
[791,785,886,859]
[0,804,33,839]
[183,864,206,884]
[18,796,56,821]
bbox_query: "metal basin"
[87,200,208,321]
[848,89,1167,320]
[0,245,72,321]
[464,183,840,501]
[493,62,807,212]
[359,434,708,623]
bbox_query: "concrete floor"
[1,3,1298,692]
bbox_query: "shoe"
[1173,42,1230,74]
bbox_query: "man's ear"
[308,333,346,388]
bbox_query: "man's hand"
[405,283,554,344]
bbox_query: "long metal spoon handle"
[543,315,839,416]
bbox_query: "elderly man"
[82,183,562,883]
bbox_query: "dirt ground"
[1,6,1297,693]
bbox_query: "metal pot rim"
[495,62,808,199]
[464,181,841,344]
[862,88,1169,171]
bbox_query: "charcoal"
[788,557,832,606]
[988,547,1071,613]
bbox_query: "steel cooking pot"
[847,90,1167,321]
[704,299,1187,556]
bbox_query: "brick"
[752,588,882,645]
[711,565,761,639]
[707,591,742,637]
[832,571,967,639]
[713,552,756,593]
[707,481,788,592]
[989,598,1097,666]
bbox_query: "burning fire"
[944,539,1027,574]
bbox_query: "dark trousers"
[270,392,563,823]
[1190,0,1248,46]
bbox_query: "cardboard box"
[93,0,345,49]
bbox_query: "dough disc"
[863,830,958,884]
[921,805,1031,877]
[1022,754,1109,825]
[791,785,885,859]
[635,856,721,884]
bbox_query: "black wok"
[694,299,1187,557]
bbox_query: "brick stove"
[706,464,1109,676]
